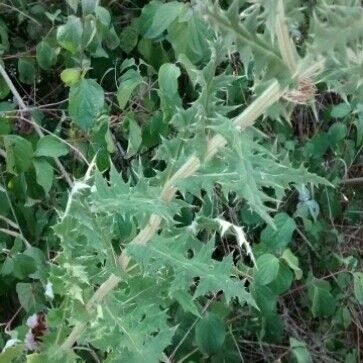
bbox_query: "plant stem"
[0,228,31,248]
[275,0,299,74]
[0,215,20,230]
[61,80,285,350]
[61,2,311,348]
[341,177,363,185]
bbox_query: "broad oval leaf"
[18,58,36,85]
[33,158,54,194]
[140,1,184,39]
[36,41,56,70]
[35,136,69,158]
[57,15,83,54]
[60,68,81,87]
[125,113,142,158]
[282,248,303,280]
[117,69,142,110]
[308,281,336,317]
[330,103,351,118]
[195,313,225,356]
[260,212,296,252]
[82,0,98,15]
[157,63,181,120]
[254,253,280,285]
[68,78,104,130]
[3,135,33,173]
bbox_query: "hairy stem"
[61,0,313,347]
[61,80,284,350]
[275,0,299,74]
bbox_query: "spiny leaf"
[128,235,256,306]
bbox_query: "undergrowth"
[0,1,362,362]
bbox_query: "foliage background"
[0,0,362,362]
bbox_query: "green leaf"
[195,313,225,356]
[289,337,312,363]
[12,254,37,279]
[36,41,56,70]
[90,166,181,222]
[0,343,24,363]
[137,38,169,70]
[330,103,351,118]
[303,132,330,159]
[66,0,79,12]
[16,282,44,312]
[353,272,363,304]
[104,26,120,50]
[95,6,111,28]
[139,1,184,39]
[328,122,347,146]
[158,63,181,103]
[92,300,175,363]
[142,112,167,148]
[268,263,293,295]
[105,127,116,153]
[261,213,296,252]
[0,22,9,54]
[173,290,201,317]
[3,135,33,173]
[254,253,280,285]
[68,78,104,130]
[354,113,363,145]
[120,58,136,73]
[251,284,277,316]
[119,23,138,53]
[128,237,255,306]
[308,281,336,317]
[282,248,302,280]
[125,113,142,158]
[57,15,83,54]
[116,69,142,110]
[157,63,181,121]
[81,0,98,15]
[0,74,10,99]
[35,135,69,158]
[26,353,42,363]
[168,15,212,64]
[60,68,81,87]
[18,58,36,85]
[33,158,54,194]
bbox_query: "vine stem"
[0,227,31,248]
[0,64,73,188]
[61,80,285,350]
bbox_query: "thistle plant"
[1,0,362,362]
